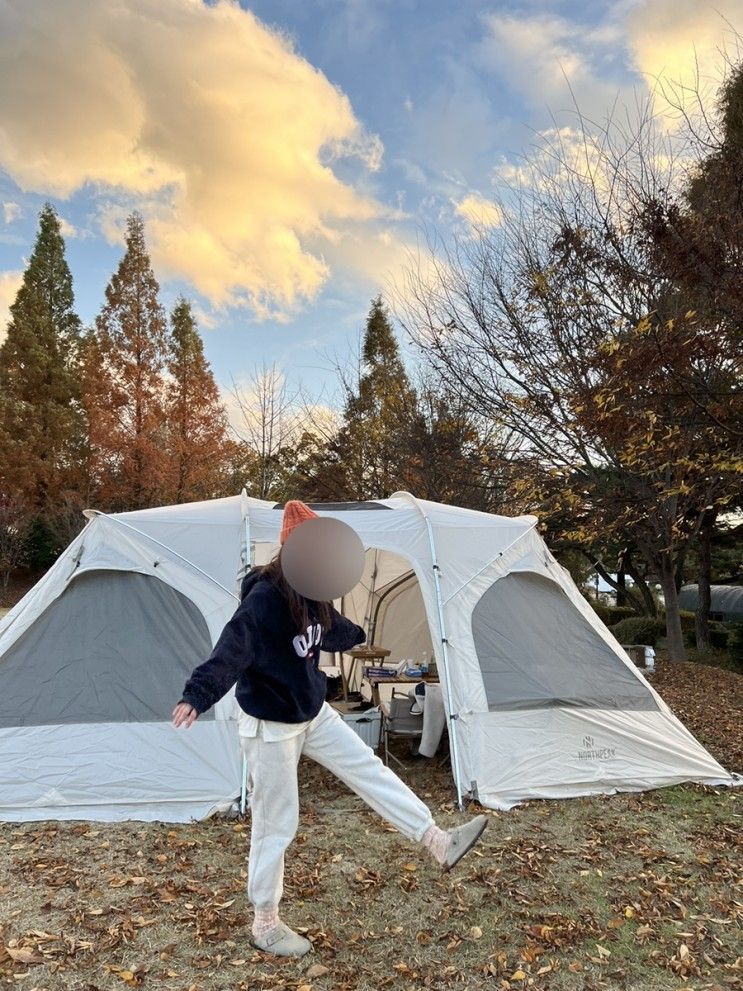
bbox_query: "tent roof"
[97,491,537,530]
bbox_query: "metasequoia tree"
[86,212,169,510]
[0,204,84,518]
[165,297,232,502]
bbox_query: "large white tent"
[0,492,737,823]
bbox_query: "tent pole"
[240,492,253,814]
[420,511,466,811]
[441,522,538,607]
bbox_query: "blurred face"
[281,516,365,601]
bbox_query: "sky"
[0,0,740,413]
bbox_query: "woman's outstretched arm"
[320,608,366,654]
[178,599,254,715]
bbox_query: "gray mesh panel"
[0,570,214,727]
[472,572,657,711]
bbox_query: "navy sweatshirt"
[179,569,366,723]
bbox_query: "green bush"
[724,623,743,659]
[676,610,697,646]
[611,616,665,647]
[591,603,637,626]
[23,517,61,571]
[706,621,729,650]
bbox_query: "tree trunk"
[616,567,627,607]
[659,551,686,662]
[623,552,658,616]
[695,508,716,653]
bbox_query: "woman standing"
[172,501,487,957]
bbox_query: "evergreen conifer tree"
[0,203,83,562]
[165,297,232,502]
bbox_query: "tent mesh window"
[0,570,214,727]
[472,572,658,711]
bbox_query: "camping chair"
[381,690,423,771]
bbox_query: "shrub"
[724,623,743,659]
[676,610,697,646]
[592,604,637,626]
[706,621,729,650]
[611,616,665,647]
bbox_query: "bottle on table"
[420,650,428,675]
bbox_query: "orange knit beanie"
[280,500,318,544]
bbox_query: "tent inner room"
[253,541,433,700]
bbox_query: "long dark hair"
[254,551,334,634]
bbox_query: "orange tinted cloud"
[0,0,386,318]
[0,271,23,344]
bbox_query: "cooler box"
[332,702,382,748]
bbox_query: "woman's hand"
[172,701,199,728]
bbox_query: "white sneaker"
[443,814,488,872]
[252,921,312,957]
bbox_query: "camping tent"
[0,492,737,823]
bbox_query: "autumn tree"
[397,83,741,661]
[86,212,169,510]
[165,297,232,502]
[0,203,85,562]
[640,59,743,648]
[0,496,29,598]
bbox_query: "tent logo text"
[577,735,616,760]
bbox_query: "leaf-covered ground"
[1,662,741,991]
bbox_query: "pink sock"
[421,824,450,865]
[252,906,280,938]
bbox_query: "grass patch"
[1,747,740,991]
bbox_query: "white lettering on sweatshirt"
[292,623,322,658]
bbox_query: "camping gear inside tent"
[0,492,738,823]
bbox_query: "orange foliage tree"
[165,297,234,503]
[83,213,170,510]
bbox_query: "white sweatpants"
[240,701,436,909]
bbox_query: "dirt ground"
[1,663,741,991]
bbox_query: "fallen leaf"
[306,963,329,977]
[7,947,44,964]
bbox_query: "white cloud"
[191,304,217,332]
[478,2,740,130]
[454,193,503,228]
[221,369,339,445]
[58,216,77,238]
[626,0,742,108]
[0,0,387,320]
[0,270,23,344]
[2,202,21,224]
[477,12,626,125]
